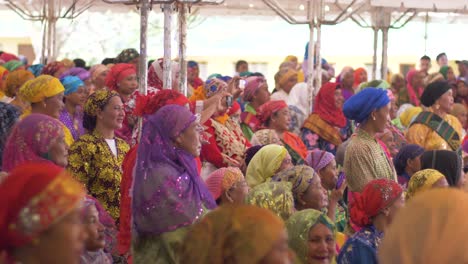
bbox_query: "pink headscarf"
[305,150,335,172]
[406,69,424,106]
[243,76,266,102]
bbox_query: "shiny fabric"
[313,82,347,128]
[286,209,336,264]
[405,169,445,200]
[343,88,390,124]
[60,67,91,82]
[4,69,34,98]
[0,161,84,253]
[205,167,244,200]
[379,189,468,264]
[133,105,216,236]
[305,149,335,172]
[246,144,288,188]
[271,165,318,204]
[18,75,64,103]
[60,75,84,95]
[251,129,282,146]
[399,106,422,128]
[181,205,285,264]
[0,102,20,170]
[246,181,295,221]
[41,61,65,76]
[105,63,136,91]
[2,114,63,172]
[421,150,462,187]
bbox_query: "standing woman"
[4,69,34,113]
[406,81,462,151]
[59,76,87,141]
[270,67,298,102]
[400,69,424,106]
[0,102,20,171]
[343,88,396,193]
[302,82,351,155]
[132,105,216,263]
[67,89,129,220]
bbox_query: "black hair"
[215,197,222,205]
[235,60,248,71]
[73,58,86,68]
[101,58,116,65]
[250,72,265,77]
[420,55,431,62]
[148,59,155,69]
[436,53,447,62]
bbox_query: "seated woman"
[250,128,283,146]
[41,61,67,78]
[89,64,110,91]
[399,69,424,106]
[421,149,466,188]
[405,169,448,200]
[0,102,20,171]
[2,114,68,172]
[240,76,270,140]
[0,161,85,263]
[4,69,34,113]
[338,179,404,264]
[379,189,468,264]
[246,181,295,221]
[246,144,293,188]
[258,100,308,164]
[270,67,298,102]
[67,90,130,220]
[181,205,293,264]
[205,167,249,205]
[393,144,424,188]
[406,81,463,151]
[132,105,216,263]
[302,82,350,155]
[59,76,87,140]
[287,209,337,264]
[287,82,309,135]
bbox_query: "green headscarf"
[246,181,294,221]
[439,66,449,80]
[3,60,23,72]
[286,209,336,264]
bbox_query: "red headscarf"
[257,100,288,126]
[313,82,347,128]
[0,161,85,254]
[228,101,241,116]
[41,61,65,76]
[406,69,424,106]
[350,178,403,227]
[353,67,367,88]
[0,52,19,63]
[105,63,136,90]
[133,89,189,116]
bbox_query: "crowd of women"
[1,48,468,264]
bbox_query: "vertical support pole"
[307,0,315,114]
[381,27,389,82]
[41,19,47,64]
[46,0,54,62]
[139,0,149,95]
[372,27,378,80]
[163,3,172,89]
[178,3,188,96]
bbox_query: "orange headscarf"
[353,67,367,88]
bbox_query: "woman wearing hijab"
[302,82,351,155]
[405,169,448,200]
[0,161,86,263]
[439,65,457,83]
[59,76,87,141]
[0,102,20,170]
[379,189,468,264]
[132,105,216,263]
[393,144,424,188]
[287,82,309,135]
[67,90,129,220]
[2,114,68,172]
[89,64,109,91]
[246,144,293,188]
[421,150,466,188]
[406,81,463,151]
[338,179,404,264]
[271,67,298,102]
[181,205,294,264]
[287,209,337,264]
[3,60,25,72]
[250,129,283,146]
[205,167,249,205]
[240,76,270,140]
[187,60,204,90]
[4,69,34,112]
[257,100,308,164]
[353,67,368,89]
[147,58,180,93]
[343,88,396,193]
[399,69,424,106]
[246,181,295,221]
[41,61,67,78]
[337,67,354,101]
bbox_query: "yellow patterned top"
[67,130,129,220]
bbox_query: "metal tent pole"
[372,28,378,80]
[178,3,188,95]
[163,3,173,89]
[307,0,315,114]
[139,0,149,95]
[381,27,389,81]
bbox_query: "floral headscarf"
[41,61,65,77]
[405,169,446,200]
[271,165,318,204]
[84,89,120,117]
[246,181,295,221]
[0,102,20,170]
[116,48,139,63]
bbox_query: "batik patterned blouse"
[68,130,129,220]
[337,225,382,264]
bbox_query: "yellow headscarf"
[18,75,64,103]
[181,205,286,264]
[399,106,422,127]
[246,181,295,221]
[405,169,446,200]
[246,144,288,188]
[278,68,298,88]
[379,189,468,264]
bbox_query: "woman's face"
[44,92,65,119]
[411,72,424,88]
[437,89,454,114]
[175,121,202,157]
[260,229,293,264]
[301,175,328,211]
[334,89,344,109]
[282,75,298,94]
[307,223,335,264]
[278,152,293,173]
[342,71,354,89]
[117,74,138,96]
[35,209,86,264]
[83,204,106,251]
[94,69,109,88]
[271,108,291,132]
[358,70,368,83]
[319,160,338,191]
[226,179,249,204]
[373,103,390,133]
[406,155,422,175]
[254,83,271,106]
[389,98,398,120]
[457,82,468,97]
[48,133,69,167]
[447,67,456,81]
[97,96,125,130]
[65,86,87,107]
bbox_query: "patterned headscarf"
[60,67,91,82]
[89,64,109,82]
[133,89,189,117]
[133,105,216,236]
[257,100,288,126]
[343,88,390,123]
[2,114,63,172]
[246,144,288,188]
[286,209,336,263]
[105,63,136,91]
[405,169,446,200]
[0,102,20,170]
[250,129,282,146]
[203,78,228,98]
[116,48,139,63]
[4,69,34,98]
[3,60,23,72]
[393,144,424,175]
[18,75,64,103]
[243,76,266,102]
[305,150,335,172]
[147,58,180,90]
[0,161,84,254]
[246,181,295,221]
[60,76,84,96]
[27,64,45,77]
[84,89,119,117]
[205,167,245,200]
[181,205,285,264]
[271,165,319,204]
[41,61,65,77]
[350,178,403,227]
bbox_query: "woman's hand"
[227,76,243,99]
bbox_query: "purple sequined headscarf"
[132,105,216,236]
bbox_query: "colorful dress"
[302,117,352,155]
[59,107,85,141]
[282,131,308,165]
[240,103,260,141]
[337,225,382,264]
[68,130,129,220]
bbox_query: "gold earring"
[372,115,376,121]
[435,104,440,110]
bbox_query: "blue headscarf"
[60,76,84,95]
[343,87,390,123]
[28,64,45,77]
[188,60,198,68]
